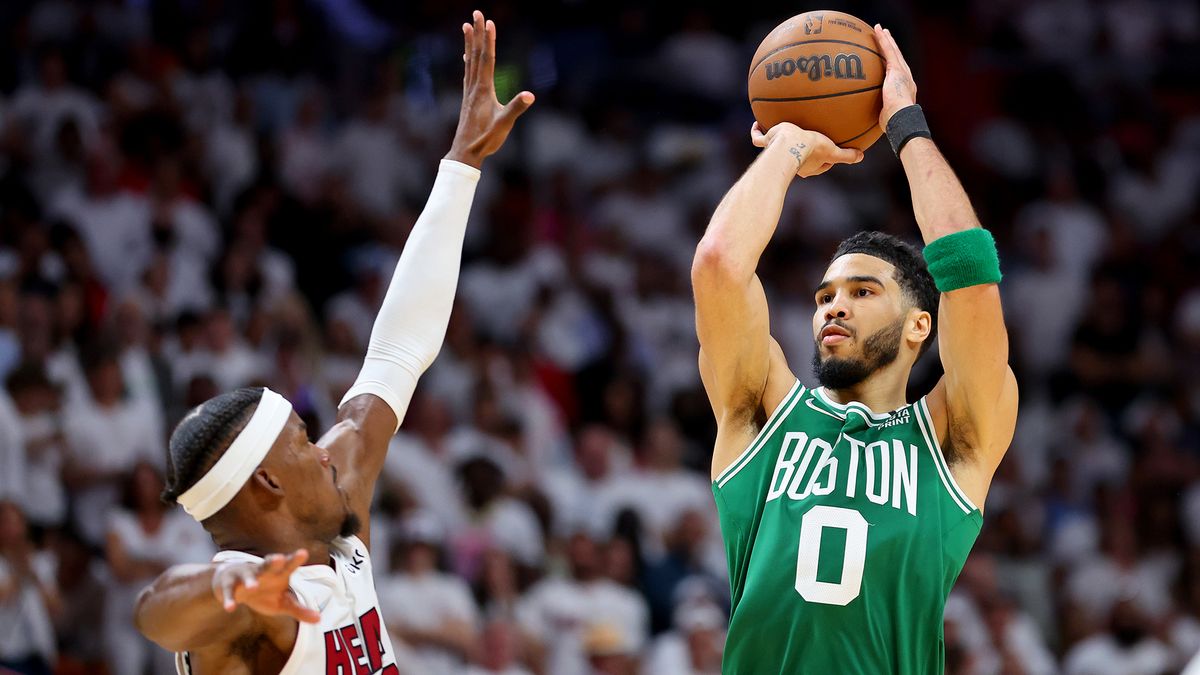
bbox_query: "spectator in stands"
[102,462,211,675]
[380,511,481,675]
[466,618,533,675]
[518,528,648,675]
[4,364,66,529]
[62,345,162,544]
[0,501,59,675]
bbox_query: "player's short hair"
[161,387,264,503]
[830,231,939,357]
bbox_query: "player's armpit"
[702,336,796,481]
[927,284,1018,507]
[182,615,299,675]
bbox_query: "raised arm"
[135,549,317,654]
[693,123,860,480]
[875,25,1017,504]
[328,10,534,536]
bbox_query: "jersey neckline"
[812,386,909,422]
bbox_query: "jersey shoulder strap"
[913,396,978,515]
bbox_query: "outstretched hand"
[874,24,918,129]
[445,10,535,169]
[212,549,319,624]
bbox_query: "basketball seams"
[749,39,883,79]
[835,123,880,146]
[750,84,883,104]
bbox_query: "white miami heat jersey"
[177,536,400,675]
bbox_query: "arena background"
[0,0,1198,673]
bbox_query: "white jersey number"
[794,505,868,605]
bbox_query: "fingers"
[874,25,911,76]
[874,25,898,64]
[873,24,895,67]
[462,23,475,94]
[830,147,865,164]
[218,573,237,611]
[258,549,306,583]
[221,566,258,612]
[473,11,487,79]
[462,22,470,80]
[281,591,321,624]
[750,122,768,148]
[487,18,496,67]
[807,163,835,177]
[500,91,536,125]
[885,28,913,79]
[263,553,287,574]
[279,548,309,577]
[463,10,496,95]
[480,15,496,85]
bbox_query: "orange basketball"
[748,11,884,151]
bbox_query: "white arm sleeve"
[339,159,481,430]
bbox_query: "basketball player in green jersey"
[692,25,1018,674]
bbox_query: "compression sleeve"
[339,159,481,430]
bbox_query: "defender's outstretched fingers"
[462,23,471,66]
[472,11,485,70]
[500,91,536,125]
[464,22,479,88]
[220,567,256,611]
[263,553,286,573]
[218,574,238,611]
[282,592,320,624]
[279,548,309,576]
[486,19,497,77]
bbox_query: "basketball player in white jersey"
[132,11,534,674]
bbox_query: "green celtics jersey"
[712,381,982,675]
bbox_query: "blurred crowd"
[0,1,1198,674]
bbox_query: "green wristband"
[922,229,1002,293]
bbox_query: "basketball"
[748,10,884,150]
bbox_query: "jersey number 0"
[794,505,868,605]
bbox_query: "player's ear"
[252,467,285,497]
[906,307,932,347]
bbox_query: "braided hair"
[161,387,264,503]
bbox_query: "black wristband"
[885,104,931,157]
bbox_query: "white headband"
[177,388,293,522]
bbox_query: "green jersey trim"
[714,380,804,488]
[914,397,979,513]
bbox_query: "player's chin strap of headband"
[177,388,293,522]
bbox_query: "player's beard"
[812,316,904,390]
[340,511,362,538]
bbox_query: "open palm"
[447,10,535,168]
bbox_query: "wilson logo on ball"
[764,53,865,82]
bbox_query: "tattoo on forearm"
[789,143,807,166]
